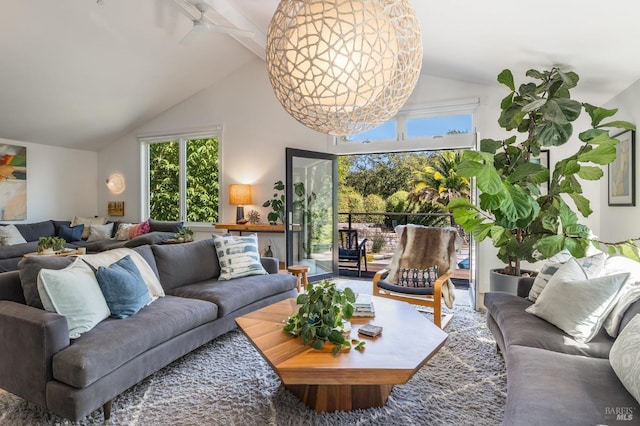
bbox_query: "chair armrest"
[358,238,369,250]
[0,301,70,407]
[373,268,390,287]
[260,257,279,274]
[432,271,453,301]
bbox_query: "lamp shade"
[266,0,422,136]
[229,184,252,205]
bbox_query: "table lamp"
[229,184,252,224]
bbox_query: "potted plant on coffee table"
[283,280,365,355]
[37,236,67,254]
[447,67,635,289]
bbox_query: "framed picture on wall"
[531,150,550,196]
[608,130,635,206]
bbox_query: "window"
[328,98,478,155]
[141,130,220,223]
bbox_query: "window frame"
[327,97,478,155]
[139,126,222,225]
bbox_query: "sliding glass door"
[286,148,337,281]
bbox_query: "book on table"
[353,294,375,317]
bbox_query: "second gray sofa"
[0,238,298,422]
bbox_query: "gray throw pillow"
[18,256,75,309]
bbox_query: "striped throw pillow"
[212,233,267,280]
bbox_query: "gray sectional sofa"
[0,219,178,272]
[485,276,640,425]
[0,238,298,421]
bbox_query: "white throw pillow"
[81,248,165,298]
[212,233,267,280]
[37,258,111,339]
[86,223,114,242]
[71,216,107,239]
[603,255,640,337]
[114,223,134,241]
[526,272,629,343]
[0,224,27,246]
[529,254,606,302]
[610,314,640,404]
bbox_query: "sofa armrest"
[0,301,70,407]
[260,257,279,275]
[517,276,535,298]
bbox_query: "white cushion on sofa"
[71,216,107,239]
[37,258,110,339]
[610,314,640,404]
[81,248,165,298]
[526,270,629,343]
[0,224,27,246]
[529,252,605,302]
[603,255,640,337]
[86,223,114,242]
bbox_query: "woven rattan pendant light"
[266,0,422,135]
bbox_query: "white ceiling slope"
[1,0,639,151]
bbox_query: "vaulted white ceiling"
[1,0,639,151]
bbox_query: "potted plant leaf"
[263,180,286,224]
[447,67,635,286]
[37,236,66,254]
[174,227,194,242]
[283,280,365,355]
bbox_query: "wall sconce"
[106,173,126,194]
[229,184,252,224]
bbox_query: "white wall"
[0,137,98,223]
[98,58,623,301]
[600,78,640,242]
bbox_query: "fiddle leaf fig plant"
[263,180,286,224]
[283,280,365,355]
[448,67,636,276]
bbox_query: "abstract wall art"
[0,144,27,220]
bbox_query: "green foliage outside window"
[149,138,219,222]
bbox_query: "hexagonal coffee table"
[235,296,448,412]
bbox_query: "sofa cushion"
[484,291,614,358]
[18,255,75,309]
[168,273,297,317]
[37,258,111,339]
[86,223,114,242]
[123,231,174,248]
[149,219,183,233]
[51,295,218,388]
[14,220,56,242]
[81,248,165,299]
[152,239,220,291]
[73,238,126,253]
[71,216,107,239]
[0,224,28,246]
[96,255,152,319]
[504,345,639,425]
[603,255,640,337]
[610,314,640,405]
[525,273,629,343]
[57,224,84,242]
[131,244,159,279]
[212,234,267,280]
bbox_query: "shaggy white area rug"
[0,304,505,426]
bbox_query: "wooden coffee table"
[236,296,448,412]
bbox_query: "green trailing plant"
[37,236,66,253]
[174,227,194,242]
[447,67,636,276]
[283,280,365,355]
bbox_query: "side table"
[287,265,310,292]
